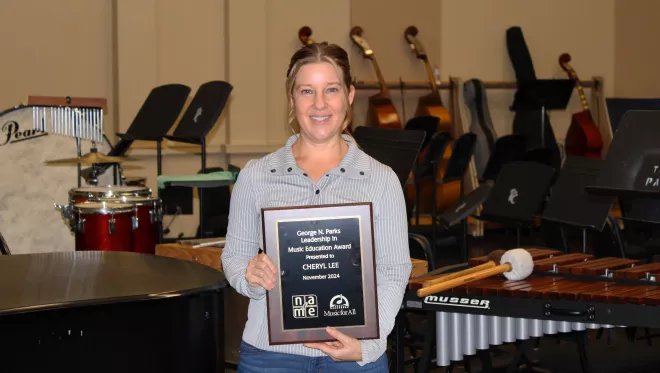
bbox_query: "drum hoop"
[68,186,150,198]
[73,203,136,215]
[99,196,161,206]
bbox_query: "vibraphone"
[403,248,660,368]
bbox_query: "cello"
[558,53,603,159]
[350,26,402,129]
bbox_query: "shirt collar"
[264,134,371,179]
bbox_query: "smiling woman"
[221,42,411,373]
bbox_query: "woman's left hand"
[304,326,362,361]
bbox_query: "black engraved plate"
[262,203,379,344]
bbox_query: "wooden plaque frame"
[261,202,379,345]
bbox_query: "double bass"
[559,53,603,159]
[350,26,402,129]
[404,26,460,215]
[404,26,451,131]
[298,26,315,45]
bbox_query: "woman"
[221,42,411,372]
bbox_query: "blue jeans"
[237,340,388,373]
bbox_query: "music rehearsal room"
[3,0,660,372]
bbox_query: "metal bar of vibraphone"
[434,310,617,368]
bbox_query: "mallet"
[421,250,506,288]
[416,248,534,297]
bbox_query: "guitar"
[350,26,402,129]
[298,26,315,45]
[558,53,603,159]
[403,26,451,132]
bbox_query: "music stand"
[511,79,575,148]
[160,81,233,239]
[352,126,426,190]
[542,156,614,252]
[480,134,527,183]
[587,110,660,203]
[437,180,493,229]
[479,161,555,246]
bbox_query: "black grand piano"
[0,251,227,372]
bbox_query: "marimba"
[403,249,660,368]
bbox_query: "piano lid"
[0,251,227,316]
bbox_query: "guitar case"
[463,79,498,180]
[506,26,562,171]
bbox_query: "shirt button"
[360,171,364,175]
[287,167,292,172]
[315,190,320,195]
[340,168,345,173]
[270,169,275,173]
[303,173,308,177]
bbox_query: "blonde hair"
[285,42,354,135]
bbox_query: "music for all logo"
[325,294,356,317]
[0,120,47,146]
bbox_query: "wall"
[614,0,660,98]
[0,0,628,245]
[440,0,615,143]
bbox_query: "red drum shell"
[101,196,162,254]
[73,202,135,252]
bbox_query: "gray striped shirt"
[221,134,411,366]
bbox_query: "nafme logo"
[508,188,519,204]
[329,294,349,310]
[423,295,490,310]
[292,294,318,318]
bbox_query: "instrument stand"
[511,79,575,149]
[541,156,613,254]
[160,81,233,239]
[478,161,556,248]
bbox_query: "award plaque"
[261,202,379,345]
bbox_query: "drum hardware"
[45,145,137,166]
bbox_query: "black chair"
[81,84,191,182]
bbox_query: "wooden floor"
[222,225,660,372]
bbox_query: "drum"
[101,196,162,254]
[69,185,151,204]
[71,202,136,252]
[0,105,113,254]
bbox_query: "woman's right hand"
[245,250,277,290]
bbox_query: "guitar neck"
[369,58,389,95]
